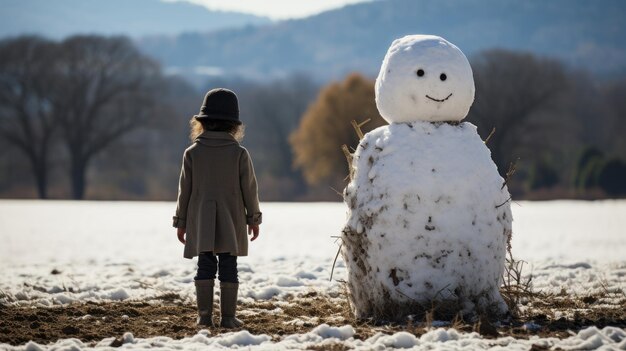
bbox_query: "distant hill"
[0,0,271,39]
[137,0,626,81]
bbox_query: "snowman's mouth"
[426,93,453,102]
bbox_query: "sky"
[165,0,372,20]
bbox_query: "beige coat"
[173,131,262,258]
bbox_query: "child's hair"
[190,118,245,142]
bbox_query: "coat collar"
[195,131,238,147]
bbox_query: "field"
[0,200,625,350]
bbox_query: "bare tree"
[54,36,161,199]
[240,74,318,198]
[0,37,58,198]
[467,50,572,176]
[250,74,318,178]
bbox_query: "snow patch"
[311,324,355,340]
[276,277,302,287]
[249,286,282,300]
[106,288,130,301]
[23,342,43,351]
[369,331,419,348]
[216,331,271,347]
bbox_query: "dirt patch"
[0,292,624,346]
[0,301,197,346]
[0,294,353,346]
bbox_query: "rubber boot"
[195,279,214,327]
[220,282,244,328]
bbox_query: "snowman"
[341,35,512,321]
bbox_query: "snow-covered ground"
[1,200,625,350]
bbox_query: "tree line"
[0,35,169,199]
[291,51,626,200]
[1,35,624,200]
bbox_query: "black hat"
[194,88,241,124]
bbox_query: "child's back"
[173,88,261,328]
[177,130,260,258]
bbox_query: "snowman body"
[342,35,512,320]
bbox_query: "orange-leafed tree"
[290,73,387,198]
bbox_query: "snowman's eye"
[440,73,447,81]
[416,69,425,77]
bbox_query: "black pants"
[195,251,238,283]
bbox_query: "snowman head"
[375,35,475,123]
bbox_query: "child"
[172,88,262,328]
